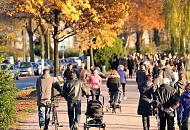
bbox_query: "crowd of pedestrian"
[134,53,190,130]
[35,52,190,130]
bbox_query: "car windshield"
[0,64,8,70]
[20,63,31,68]
[31,63,38,68]
[10,65,14,70]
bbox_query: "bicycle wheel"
[54,111,59,130]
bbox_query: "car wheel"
[16,76,19,80]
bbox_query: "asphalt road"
[14,76,38,89]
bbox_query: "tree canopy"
[77,0,129,50]
[164,0,190,54]
[125,0,164,32]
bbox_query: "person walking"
[118,65,127,99]
[63,64,77,81]
[137,74,155,130]
[163,61,175,82]
[153,69,164,89]
[136,63,147,90]
[88,69,102,100]
[153,78,179,130]
[174,73,187,96]
[177,83,190,130]
[107,70,122,112]
[36,68,62,130]
[127,56,134,78]
[62,72,89,130]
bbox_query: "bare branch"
[58,32,77,43]
[58,15,95,42]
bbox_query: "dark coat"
[177,91,190,124]
[127,59,134,70]
[63,80,88,102]
[107,76,121,92]
[153,84,178,117]
[137,81,154,116]
[136,69,147,88]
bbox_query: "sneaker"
[40,126,45,130]
[123,97,127,100]
[75,124,79,130]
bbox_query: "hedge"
[0,57,16,130]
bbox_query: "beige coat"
[36,74,56,106]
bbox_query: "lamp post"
[90,37,96,68]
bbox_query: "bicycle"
[51,96,63,130]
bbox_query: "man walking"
[63,72,89,130]
[36,68,62,130]
[153,78,179,130]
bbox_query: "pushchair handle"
[87,95,104,106]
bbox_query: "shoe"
[75,124,79,130]
[40,126,45,130]
[124,97,126,100]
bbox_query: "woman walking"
[118,65,127,99]
[107,70,122,112]
[88,69,102,100]
[137,74,154,130]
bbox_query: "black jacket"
[137,80,154,116]
[107,76,121,92]
[63,68,76,81]
[153,84,179,117]
[63,80,88,102]
[136,69,147,88]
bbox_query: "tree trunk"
[171,34,175,54]
[153,28,160,47]
[39,26,45,73]
[44,29,50,59]
[26,18,34,62]
[135,31,143,53]
[53,10,60,77]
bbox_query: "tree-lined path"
[17,78,158,130]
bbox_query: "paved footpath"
[17,78,159,130]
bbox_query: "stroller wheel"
[119,106,122,112]
[106,105,109,112]
[103,123,106,130]
[84,123,86,130]
[84,123,88,130]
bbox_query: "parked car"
[38,59,54,73]
[19,62,34,76]
[0,63,20,80]
[9,65,20,80]
[64,57,82,67]
[31,62,42,75]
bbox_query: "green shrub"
[94,38,128,68]
[0,57,16,130]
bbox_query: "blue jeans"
[67,100,81,129]
[38,106,51,130]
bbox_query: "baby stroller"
[106,90,122,113]
[84,95,106,130]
